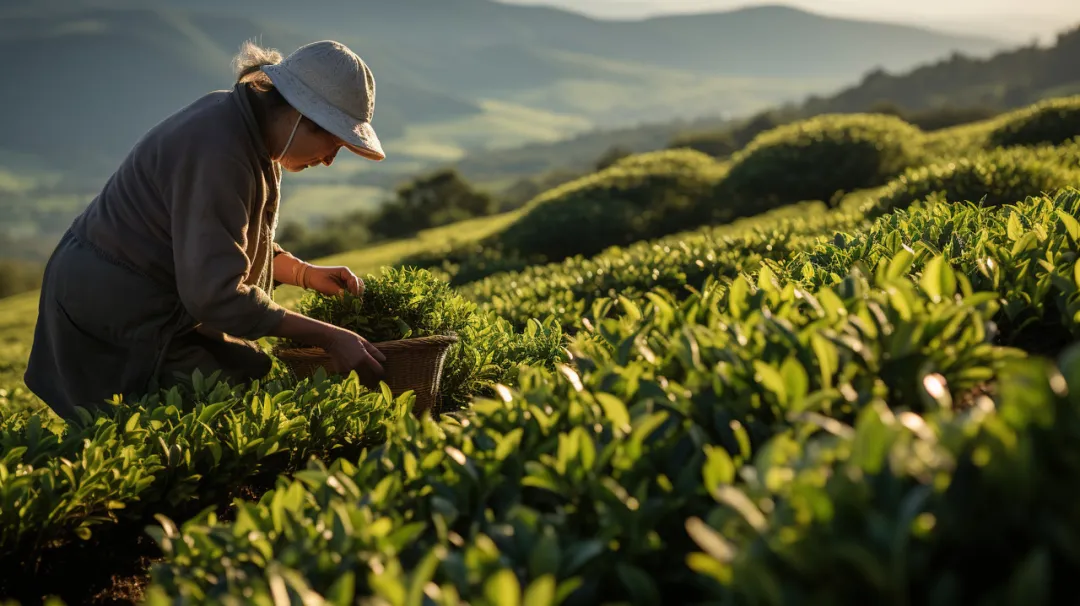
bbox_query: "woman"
[25,39,389,420]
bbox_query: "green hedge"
[490,149,728,263]
[989,95,1080,148]
[718,113,926,209]
[794,187,1080,353]
[0,267,566,599]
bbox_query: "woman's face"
[279,116,345,172]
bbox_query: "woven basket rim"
[270,332,458,416]
[272,333,459,357]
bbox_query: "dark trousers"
[25,229,271,421]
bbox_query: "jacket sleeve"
[168,153,287,340]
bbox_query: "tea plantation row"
[0,95,1076,605]
[460,138,1080,337]
[0,269,566,601]
[457,199,866,331]
[398,96,1080,286]
[140,188,1080,605]
[5,182,1079,604]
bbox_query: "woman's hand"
[301,264,365,297]
[323,327,386,388]
[268,311,385,389]
[273,252,364,297]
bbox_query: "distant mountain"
[798,23,1080,115]
[494,0,1075,45]
[0,0,1007,179]
[161,1,1012,109]
[165,1,1005,76]
[427,23,1080,200]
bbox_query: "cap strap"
[275,111,304,161]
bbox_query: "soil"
[954,381,996,411]
[0,523,160,605]
[1001,319,1072,359]
[0,438,383,604]
[0,481,274,605]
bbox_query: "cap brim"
[262,64,386,162]
[341,122,386,162]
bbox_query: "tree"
[369,169,494,239]
[668,129,738,158]
[868,100,906,117]
[594,145,634,171]
[732,110,787,147]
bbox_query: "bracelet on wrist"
[291,261,302,288]
[290,260,312,289]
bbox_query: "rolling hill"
[0,0,1011,269]
[0,0,1006,177]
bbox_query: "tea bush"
[719,113,926,209]
[7,94,1080,606]
[289,266,475,346]
[604,148,721,174]
[0,269,565,600]
[288,266,567,409]
[391,150,729,288]
[688,355,1080,605]
[1027,135,1080,169]
[873,146,1080,213]
[143,191,1080,605]
[461,200,869,330]
[148,259,1016,603]
[0,370,401,565]
[989,95,1080,148]
[790,187,1080,354]
[491,149,728,264]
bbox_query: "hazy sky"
[496,0,1080,42]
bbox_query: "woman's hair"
[232,40,293,130]
[233,40,283,91]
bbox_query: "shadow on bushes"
[874,145,1080,214]
[989,95,1080,148]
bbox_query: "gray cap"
[261,40,385,161]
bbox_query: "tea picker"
[25,40,394,420]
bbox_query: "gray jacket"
[25,83,291,419]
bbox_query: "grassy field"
[385,99,596,165]
[0,290,38,416]
[277,183,387,228]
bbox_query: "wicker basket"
[272,334,459,416]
